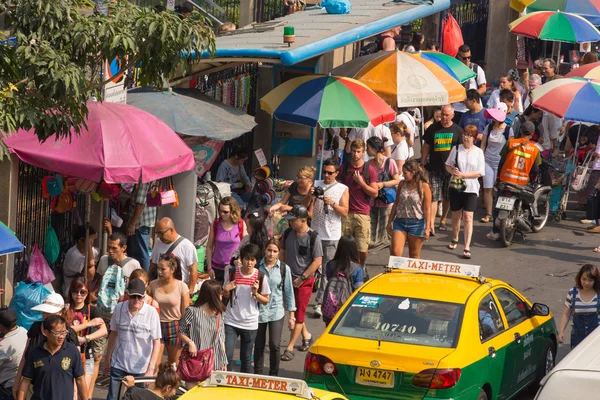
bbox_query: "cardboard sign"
[254,149,268,167]
[204,371,315,399]
[388,256,481,278]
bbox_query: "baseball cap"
[127,279,146,297]
[521,121,536,135]
[484,103,508,123]
[0,307,17,328]
[285,205,309,221]
[31,293,65,314]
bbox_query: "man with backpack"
[337,139,379,269]
[150,217,198,294]
[97,232,141,325]
[453,44,487,124]
[280,205,322,362]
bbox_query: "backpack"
[322,262,359,322]
[97,257,132,316]
[224,267,265,307]
[360,35,385,56]
[485,123,511,143]
[283,228,318,256]
[340,162,370,185]
[375,158,396,204]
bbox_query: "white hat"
[31,293,65,314]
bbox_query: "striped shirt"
[178,307,227,371]
[565,287,600,313]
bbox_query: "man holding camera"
[309,158,349,317]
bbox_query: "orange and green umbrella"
[260,75,396,128]
[509,11,600,43]
[331,50,466,107]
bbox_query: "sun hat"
[31,293,65,314]
[484,103,508,123]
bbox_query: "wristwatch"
[301,274,308,281]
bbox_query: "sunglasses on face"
[129,295,144,301]
[219,209,230,214]
[459,55,472,60]
[73,290,88,296]
[50,330,68,337]
[156,228,171,236]
[323,170,336,175]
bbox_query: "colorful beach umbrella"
[330,50,466,107]
[0,221,24,256]
[509,11,600,43]
[565,61,600,79]
[411,51,476,83]
[526,0,600,25]
[531,77,600,123]
[260,75,396,128]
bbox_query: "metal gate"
[443,0,489,64]
[13,163,87,283]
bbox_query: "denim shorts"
[393,217,426,238]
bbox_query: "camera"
[313,186,325,198]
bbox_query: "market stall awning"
[0,221,24,256]
[192,0,452,66]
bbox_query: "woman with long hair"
[323,235,364,325]
[367,136,400,247]
[558,264,600,348]
[178,280,227,388]
[206,196,247,283]
[65,277,108,399]
[231,210,271,265]
[387,159,432,258]
[488,73,523,113]
[269,166,315,213]
[389,121,410,173]
[424,107,442,131]
[121,362,180,399]
[445,125,485,259]
[254,239,296,376]
[148,254,190,366]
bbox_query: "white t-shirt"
[311,180,348,241]
[391,140,409,163]
[396,112,416,157]
[151,235,198,284]
[223,267,271,330]
[445,145,486,194]
[98,255,142,289]
[453,63,487,113]
[0,326,28,387]
[110,301,161,374]
[539,112,563,151]
[347,123,393,161]
[487,89,524,113]
[62,246,99,296]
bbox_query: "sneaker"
[487,232,500,241]
[581,219,594,224]
[313,304,322,318]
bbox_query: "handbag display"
[147,178,178,207]
[571,151,594,192]
[449,146,467,193]
[177,314,220,382]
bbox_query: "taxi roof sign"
[387,256,481,279]
[203,371,316,398]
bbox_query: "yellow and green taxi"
[179,371,350,400]
[304,257,557,400]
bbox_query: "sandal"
[463,249,472,259]
[298,336,313,352]
[447,240,458,250]
[429,229,435,237]
[438,223,448,231]
[480,214,492,223]
[281,349,295,361]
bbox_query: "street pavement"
[93,203,599,399]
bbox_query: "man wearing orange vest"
[487,121,542,240]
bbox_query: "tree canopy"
[0,0,215,155]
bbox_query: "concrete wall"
[0,156,19,305]
[485,0,518,84]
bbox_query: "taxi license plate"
[496,196,516,210]
[355,367,395,388]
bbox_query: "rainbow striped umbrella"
[527,0,600,26]
[565,61,600,79]
[260,75,396,128]
[509,11,600,43]
[531,77,600,123]
[330,50,466,107]
[413,51,476,83]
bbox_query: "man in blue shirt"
[459,89,488,146]
[17,315,87,400]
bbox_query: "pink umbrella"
[3,101,195,183]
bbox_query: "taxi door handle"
[514,333,522,343]
[488,347,496,358]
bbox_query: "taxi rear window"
[330,294,464,348]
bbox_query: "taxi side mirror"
[530,303,550,317]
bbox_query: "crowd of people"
[4,30,600,400]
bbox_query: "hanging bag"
[571,151,594,192]
[441,13,464,58]
[27,244,56,285]
[177,314,220,382]
[376,158,397,204]
[448,146,467,193]
[147,178,178,207]
[44,222,60,265]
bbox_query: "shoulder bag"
[448,146,467,193]
[177,314,220,382]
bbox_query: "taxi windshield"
[330,294,464,348]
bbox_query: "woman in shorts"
[387,159,432,259]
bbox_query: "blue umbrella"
[0,221,24,256]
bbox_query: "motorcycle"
[495,181,552,247]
